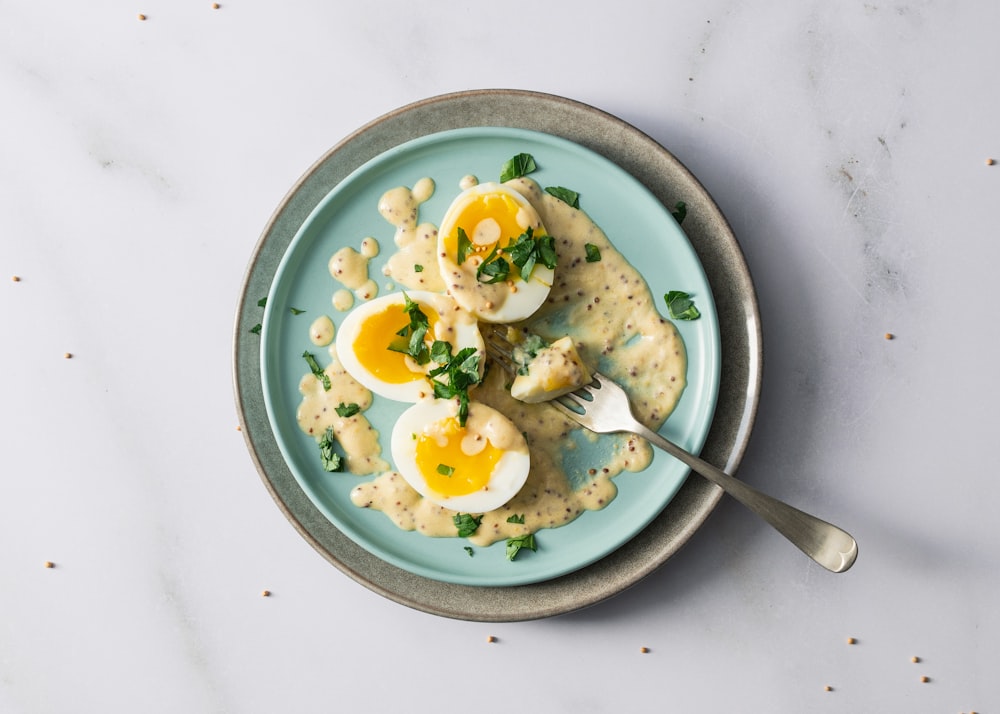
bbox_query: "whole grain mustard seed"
[987,158,995,166]
[824,686,833,692]
[261,589,271,597]
[884,332,894,340]
[64,353,73,359]
[212,2,220,7]
[920,675,930,683]
[639,647,650,654]
[486,635,497,643]
[911,656,921,663]
[847,637,857,645]
[44,561,55,568]
[11,275,20,282]
[137,13,147,20]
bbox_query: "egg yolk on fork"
[443,191,543,266]
[351,302,440,384]
[414,417,503,497]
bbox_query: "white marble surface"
[2,1,997,711]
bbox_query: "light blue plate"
[258,126,720,587]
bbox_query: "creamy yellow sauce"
[379,178,446,293]
[328,237,380,305]
[297,174,687,548]
[296,348,388,475]
[308,315,335,346]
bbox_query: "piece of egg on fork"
[390,398,530,513]
[336,290,483,402]
[437,182,554,323]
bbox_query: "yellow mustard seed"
[987,158,995,166]
[212,2,220,7]
[920,675,930,683]
[884,332,894,340]
[847,637,857,645]
[11,275,20,282]
[824,685,833,692]
[911,656,920,663]
[44,561,55,568]
[486,635,497,643]
[640,647,650,654]
[137,13,147,20]
[64,352,73,359]
[261,589,271,597]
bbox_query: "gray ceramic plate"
[233,89,762,622]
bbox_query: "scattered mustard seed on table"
[137,13,147,20]
[486,635,497,643]
[920,675,930,683]
[847,637,857,645]
[884,333,894,340]
[64,353,73,359]
[824,685,833,692]
[911,656,920,663]
[987,158,995,166]
[261,589,271,597]
[639,647,650,654]
[44,561,55,568]
[11,275,20,282]
[212,2,220,7]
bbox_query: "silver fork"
[484,327,858,573]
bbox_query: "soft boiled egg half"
[390,398,530,513]
[437,182,554,323]
[335,290,484,402]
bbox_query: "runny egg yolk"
[352,303,440,384]
[444,191,539,260]
[415,417,503,497]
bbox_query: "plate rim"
[233,89,762,621]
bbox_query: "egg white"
[335,290,483,403]
[390,399,530,513]
[437,182,554,323]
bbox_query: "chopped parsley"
[413,264,424,273]
[317,427,343,472]
[477,227,557,285]
[427,341,482,426]
[302,351,331,390]
[249,323,262,335]
[290,306,306,315]
[456,226,473,265]
[437,463,455,477]
[257,296,267,308]
[544,186,580,208]
[464,546,474,557]
[664,290,701,321]
[506,533,536,561]
[672,201,687,224]
[476,245,510,284]
[506,514,526,524]
[500,153,537,182]
[387,292,431,365]
[453,513,483,537]
[584,243,601,263]
[335,402,360,418]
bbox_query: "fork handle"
[632,423,858,573]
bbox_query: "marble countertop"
[2,2,997,711]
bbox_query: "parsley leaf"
[387,293,431,364]
[257,297,268,308]
[506,514,526,524]
[302,351,331,390]
[249,323,262,335]
[584,243,601,263]
[500,153,537,182]
[506,533,537,560]
[664,290,701,321]
[413,264,424,273]
[453,513,483,537]
[672,201,687,224]
[335,402,360,418]
[317,427,343,472]
[290,307,306,315]
[544,186,580,208]
[427,342,482,426]
[477,250,510,284]
[456,226,473,265]
[437,463,455,476]
[464,546,474,557]
[501,228,558,282]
